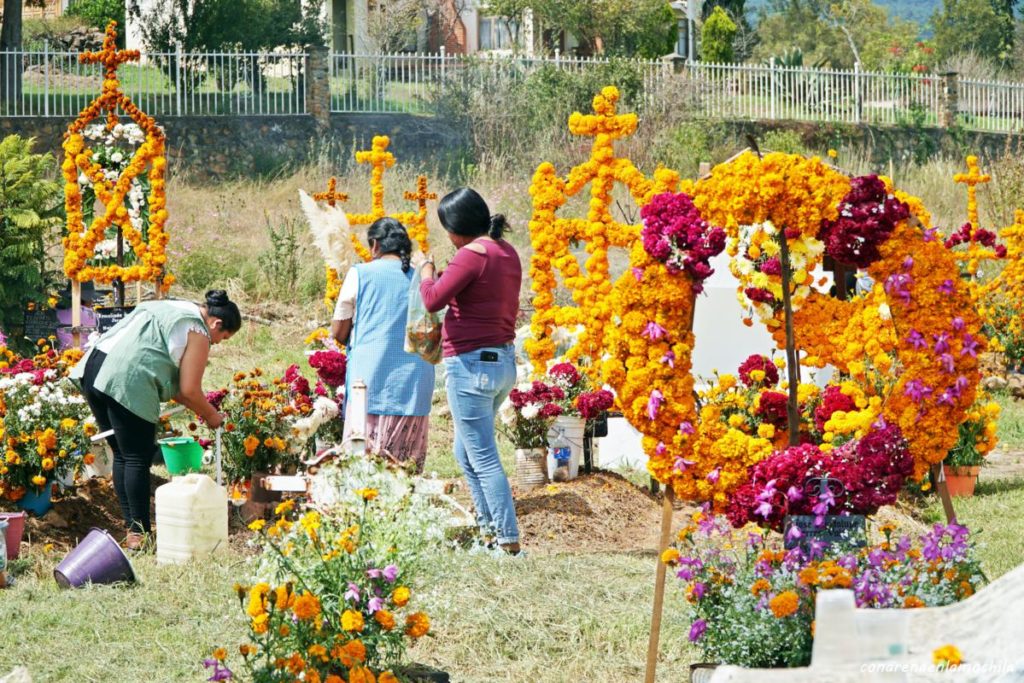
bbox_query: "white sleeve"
[168,316,209,366]
[332,268,359,321]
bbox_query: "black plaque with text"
[95,306,135,334]
[22,309,58,344]
[783,514,867,553]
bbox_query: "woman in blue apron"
[331,218,435,471]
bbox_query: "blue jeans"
[444,344,519,544]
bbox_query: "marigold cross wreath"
[309,136,436,309]
[527,87,982,510]
[61,21,172,292]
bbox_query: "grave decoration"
[302,136,435,311]
[61,21,173,315]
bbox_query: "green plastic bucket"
[158,437,204,475]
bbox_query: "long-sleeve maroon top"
[419,238,522,358]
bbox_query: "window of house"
[479,16,518,51]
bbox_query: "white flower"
[110,152,124,163]
[878,303,892,320]
[520,403,540,420]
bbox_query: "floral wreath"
[529,100,983,503]
[313,136,435,309]
[61,22,172,291]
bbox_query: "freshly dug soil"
[512,470,698,555]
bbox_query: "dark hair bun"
[205,289,230,307]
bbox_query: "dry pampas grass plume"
[298,189,358,274]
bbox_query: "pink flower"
[647,389,664,420]
[643,321,667,341]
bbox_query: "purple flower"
[366,568,383,579]
[938,279,956,295]
[786,485,803,502]
[679,421,695,435]
[939,353,955,373]
[382,564,399,583]
[655,441,667,456]
[643,321,667,341]
[924,227,938,242]
[951,316,964,331]
[885,272,913,302]
[807,538,827,560]
[661,350,676,368]
[906,329,928,350]
[937,390,956,406]
[705,467,720,484]
[903,379,933,403]
[785,524,803,541]
[673,456,696,473]
[755,500,773,518]
[690,581,707,601]
[933,333,950,354]
[902,255,914,270]
[632,267,644,282]
[367,596,385,612]
[688,619,708,642]
[203,660,233,682]
[647,389,664,420]
[953,375,970,396]
[961,334,979,357]
[345,582,361,603]
[747,532,764,548]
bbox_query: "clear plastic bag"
[405,267,443,365]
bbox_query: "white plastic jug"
[546,415,585,481]
[155,473,228,565]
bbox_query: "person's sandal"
[123,531,147,552]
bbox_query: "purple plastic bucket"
[0,511,26,560]
[54,528,136,589]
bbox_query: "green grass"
[992,390,1024,451]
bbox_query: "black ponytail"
[488,213,508,240]
[438,187,509,240]
[204,289,242,332]
[367,217,413,273]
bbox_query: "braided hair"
[366,217,413,273]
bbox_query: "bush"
[65,0,125,43]
[760,129,809,155]
[0,136,62,345]
[22,16,92,50]
[652,119,738,178]
[701,6,737,63]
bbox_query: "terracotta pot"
[514,448,547,492]
[943,465,980,498]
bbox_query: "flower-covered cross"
[312,177,349,207]
[953,155,991,230]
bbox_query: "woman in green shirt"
[72,290,241,549]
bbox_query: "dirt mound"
[14,474,169,551]
[514,470,697,555]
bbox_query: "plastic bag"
[405,267,443,365]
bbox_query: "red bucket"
[0,511,26,561]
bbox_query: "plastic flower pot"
[0,511,26,560]
[54,528,136,589]
[943,465,980,498]
[17,481,53,516]
[158,437,204,475]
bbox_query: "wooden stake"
[644,486,675,683]
[71,280,82,347]
[777,232,802,446]
[931,463,958,524]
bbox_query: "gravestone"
[95,306,135,334]
[22,309,58,345]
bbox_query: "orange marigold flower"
[374,609,396,631]
[391,586,410,607]
[405,611,430,638]
[292,592,321,621]
[341,609,365,632]
[768,590,800,618]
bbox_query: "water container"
[546,416,585,481]
[155,474,229,565]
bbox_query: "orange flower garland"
[314,136,435,309]
[61,21,172,291]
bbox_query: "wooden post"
[644,485,675,683]
[71,280,82,347]
[931,463,957,524]
[777,232,802,446]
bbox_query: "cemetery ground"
[4,157,1024,682]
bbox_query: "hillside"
[747,0,940,28]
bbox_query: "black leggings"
[79,351,158,534]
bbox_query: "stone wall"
[0,113,470,180]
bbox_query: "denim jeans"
[444,344,519,544]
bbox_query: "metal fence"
[328,49,672,114]
[3,45,1024,133]
[0,45,307,117]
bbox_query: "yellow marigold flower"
[750,578,772,596]
[31,475,47,487]
[768,590,800,618]
[250,613,269,634]
[348,666,376,683]
[274,499,295,516]
[41,457,55,471]
[660,548,681,565]
[248,519,266,532]
[757,423,775,439]
[932,644,963,668]
[404,611,430,638]
[355,488,378,501]
[798,566,819,586]
[341,609,365,632]
[827,148,838,158]
[300,511,321,537]
[292,591,321,621]
[212,648,227,662]
[374,609,396,631]
[392,586,411,607]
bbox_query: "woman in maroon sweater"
[419,188,523,554]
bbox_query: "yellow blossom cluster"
[314,136,435,309]
[526,86,679,372]
[61,21,172,291]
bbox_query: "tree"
[66,0,126,46]
[0,135,62,340]
[932,0,1017,66]
[0,0,23,108]
[701,5,737,62]
[365,0,424,52]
